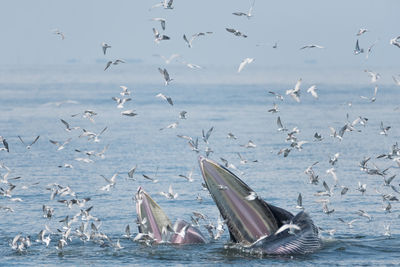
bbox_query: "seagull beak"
[135,187,173,243]
[198,156,279,245]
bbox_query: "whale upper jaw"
[198,156,322,254]
[135,186,207,245]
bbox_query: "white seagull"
[238,58,254,73]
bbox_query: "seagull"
[364,70,380,83]
[18,136,40,149]
[52,29,65,40]
[153,53,180,64]
[113,59,125,65]
[296,193,304,209]
[384,224,391,237]
[356,181,367,195]
[72,110,98,123]
[300,44,324,50]
[392,75,400,86]
[329,126,343,141]
[151,18,166,30]
[389,36,400,48]
[101,42,111,55]
[360,86,378,102]
[0,137,9,152]
[307,85,318,99]
[275,221,301,235]
[49,138,72,151]
[314,132,323,141]
[326,168,339,186]
[237,152,248,164]
[226,28,247,38]
[268,91,284,101]
[121,110,137,117]
[329,153,340,166]
[123,225,132,239]
[112,96,132,109]
[160,185,178,199]
[243,191,257,201]
[60,119,80,132]
[379,121,391,136]
[188,137,199,152]
[181,61,203,69]
[286,78,302,102]
[150,0,174,10]
[142,174,158,183]
[104,59,125,71]
[158,68,173,85]
[128,165,137,180]
[278,148,291,157]
[202,126,214,144]
[268,103,279,113]
[365,41,378,59]
[322,203,335,215]
[354,39,364,55]
[356,28,368,36]
[241,140,256,148]
[338,218,358,228]
[100,173,118,191]
[237,58,254,73]
[119,85,131,96]
[179,111,187,119]
[357,210,372,221]
[183,32,212,48]
[153,28,170,43]
[341,186,349,196]
[155,93,173,106]
[277,116,288,132]
[232,0,255,19]
[179,169,194,182]
[159,122,178,131]
[227,132,237,139]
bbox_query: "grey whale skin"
[198,156,322,255]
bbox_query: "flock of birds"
[1,0,400,257]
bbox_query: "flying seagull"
[238,58,254,73]
[300,44,324,50]
[183,32,212,48]
[101,42,111,55]
[156,93,173,106]
[226,28,247,38]
[356,28,368,36]
[354,39,364,55]
[18,136,40,149]
[153,28,170,43]
[151,18,166,30]
[232,0,255,19]
[158,68,173,85]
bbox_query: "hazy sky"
[1,0,399,73]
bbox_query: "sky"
[0,0,399,83]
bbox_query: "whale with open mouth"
[135,186,207,244]
[198,156,322,255]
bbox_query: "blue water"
[1,68,400,266]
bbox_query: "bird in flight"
[101,42,111,55]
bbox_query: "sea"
[0,65,399,266]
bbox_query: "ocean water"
[0,67,399,266]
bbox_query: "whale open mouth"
[198,156,321,254]
[135,186,207,245]
[135,186,173,243]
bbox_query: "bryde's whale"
[198,156,322,255]
[135,186,207,244]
